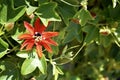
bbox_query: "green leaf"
[82,25,99,44]
[0,0,26,24]
[0,38,8,58]
[25,0,37,15]
[52,63,63,80]
[63,22,83,43]
[0,50,7,59]
[26,6,37,15]
[21,58,38,75]
[0,60,23,80]
[38,0,48,4]
[0,29,4,36]
[74,8,93,26]
[52,63,59,80]
[11,22,25,43]
[37,54,47,74]
[58,2,76,25]
[112,0,117,8]
[14,0,26,7]
[57,28,66,44]
[62,45,68,55]
[51,46,59,55]
[56,66,64,75]
[100,35,113,48]
[84,43,99,60]
[64,30,75,43]
[35,74,47,80]
[16,50,29,58]
[36,2,61,26]
[21,51,47,75]
[80,0,88,9]
[108,5,120,20]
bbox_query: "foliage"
[0,0,120,80]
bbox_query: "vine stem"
[87,21,108,27]
[71,43,86,60]
[54,43,86,65]
[7,46,19,54]
[60,0,80,7]
[117,0,120,5]
[111,32,120,47]
[4,34,14,48]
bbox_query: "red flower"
[18,18,59,57]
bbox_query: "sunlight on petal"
[42,32,59,38]
[44,38,58,46]
[18,34,33,39]
[20,40,29,50]
[26,41,34,50]
[41,42,52,53]
[24,21,34,35]
[36,44,43,57]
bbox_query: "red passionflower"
[18,18,59,57]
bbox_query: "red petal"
[26,40,34,50]
[24,21,34,35]
[44,38,58,46]
[41,42,52,53]
[18,34,33,40]
[36,44,43,57]
[42,32,59,38]
[20,40,29,50]
[34,18,46,33]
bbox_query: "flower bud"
[26,13,35,19]
[5,22,14,31]
[99,28,111,36]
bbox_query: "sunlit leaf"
[16,50,29,58]
[81,0,88,10]
[52,63,63,80]
[0,38,8,58]
[56,66,64,75]
[25,0,37,15]
[21,51,47,75]
[37,54,47,74]
[21,58,38,75]
[112,0,117,8]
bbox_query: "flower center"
[34,32,42,42]
[34,32,41,36]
